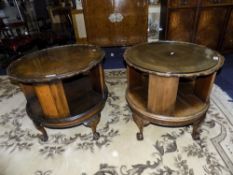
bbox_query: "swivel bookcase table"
[7,45,108,141]
[124,41,224,140]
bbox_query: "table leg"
[192,112,206,140]
[133,113,146,140]
[33,121,48,142]
[84,114,101,140]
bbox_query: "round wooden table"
[7,44,108,141]
[124,41,224,140]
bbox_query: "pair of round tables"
[7,41,224,141]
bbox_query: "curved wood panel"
[147,74,179,115]
[34,81,70,118]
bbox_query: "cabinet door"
[83,0,148,46]
[195,7,227,49]
[82,0,114,46]
[222,9,233,52]
[167,9,196,42]
[113,0,148,45]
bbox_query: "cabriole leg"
[84,114,101,140]
[133,113,145,141]
[192,113,206,140]
[34,121,48,142]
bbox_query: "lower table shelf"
[26,88,108,141]
[126,78,209,141]
[27,88,108,126]
[126,86,208,126]
[23,72,108,141]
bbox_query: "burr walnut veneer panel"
[160,0,233,53]
[82,0,148,46]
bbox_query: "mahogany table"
[124,41,224,140]
[7,44,108,141]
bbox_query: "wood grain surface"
[34,81,70,118]
[147,74,179,115]
[7,44,105,83]
[82,0,148,46]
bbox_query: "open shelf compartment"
[127,66,215,118]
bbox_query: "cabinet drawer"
[169,0,199,8]
[201,0,233,6]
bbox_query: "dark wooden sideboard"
[160,0,233,53]
[82,0,148,46]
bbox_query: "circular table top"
[7,44,105,83]
[124,41,224,77]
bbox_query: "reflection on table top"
[7,44,104,83]
[124,41,224,76]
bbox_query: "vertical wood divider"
[50,82,70,117]
[34,81,70,118]
[194,73,216,102]
[90,64,105,96]
[127,66,142,89]
[147,74,179,115]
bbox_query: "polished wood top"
[7,44,105,83]
[124,41,224,77]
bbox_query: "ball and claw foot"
[192,118,204,141]
[84,114,101,140]
[34,122,48,142]
[38,133,48,142]
[192,131,201,140]
[136,132,144,141]
[93,132,100,140]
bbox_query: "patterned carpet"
[0,70,233,175]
